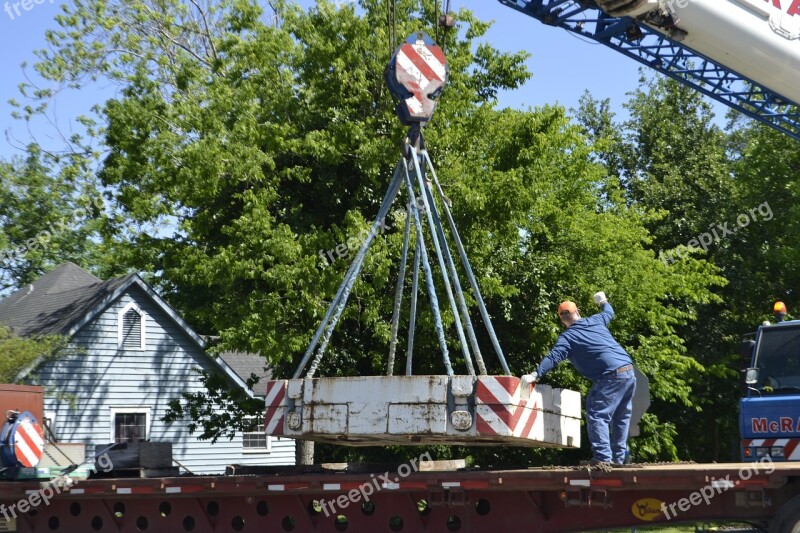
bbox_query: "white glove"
[521,373,538,386]
[593,291,607,305]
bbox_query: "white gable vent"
[118,302,146,350]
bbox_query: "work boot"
[580,459,612,467]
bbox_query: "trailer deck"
[0,461,797,532]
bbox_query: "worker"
[522,292,636,466]
[773,301,788,322]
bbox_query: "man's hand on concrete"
[593,291,607,305]
[521,372,538,386]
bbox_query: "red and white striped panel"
[474,376,539,438]
[743,438,800,460]
[395,42,447,120]
[263,380,287,435]
[475,376,522,405]
[15,418,44,468]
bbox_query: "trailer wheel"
[770,495,800,533]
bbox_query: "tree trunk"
[297,439,314,465]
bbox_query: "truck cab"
[740,304,800,462]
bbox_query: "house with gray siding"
[0,263,295,474]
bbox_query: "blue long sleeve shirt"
[536,303,632,382]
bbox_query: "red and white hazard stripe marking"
[15,419,44,467]
[474,376,538,438]
[785,439,800,459]
[743,438,800,459]
[263,380,287,435]
[475,376,521,405]
[395,42,447,117]
[745,438,776,447]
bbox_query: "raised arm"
[594,291,614,326]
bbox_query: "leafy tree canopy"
[0,145,106,293]
[0,325,69,383]
[4,0,729,464]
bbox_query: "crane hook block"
[385,32,448,125]
[0,410,44,468]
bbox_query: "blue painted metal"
[740,397,800,438]
[0,410,41,468]
[387,203,412,376]
[740,396,800,462]
[408,145,474,375]
[403,157,455,376]
[497,0,800,142]
[740,319,800,461]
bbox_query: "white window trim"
[242,435,272,454]
[110,407,151,443]
[242,415,272,453]
[117,302,146,350]
[43,410,56,442]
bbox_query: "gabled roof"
[0,262,130,337]
[0,263,252,394]
[218,351,273,397]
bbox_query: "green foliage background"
[0,326,70,383]
[1,0,795,465]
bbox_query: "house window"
[243,415,271,452]
[118,302,146,350]
[110,408,150,443]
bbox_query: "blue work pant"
[586,367,636,464]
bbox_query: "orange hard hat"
[557,301,577,316]
[774,301,787,314]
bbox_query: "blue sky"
[0,0,650,160]
[465,0,644,111]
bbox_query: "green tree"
[438,102,723,464]
[0,145,106,292]
[0,325,68,383]
[23,0,530,447]
[19,0,725,464]
[726,122,800,320]
[618,74,733,252]
[578,74,760,461]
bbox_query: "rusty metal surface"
[0,462,797,532]
[0,461,795,498]
[0,385,44,424]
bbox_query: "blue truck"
[740,302,800,462]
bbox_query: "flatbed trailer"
[1,461,799,532]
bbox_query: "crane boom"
[499,0,800,142]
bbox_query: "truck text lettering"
[766,0,800,16]
[751,417,800,433]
